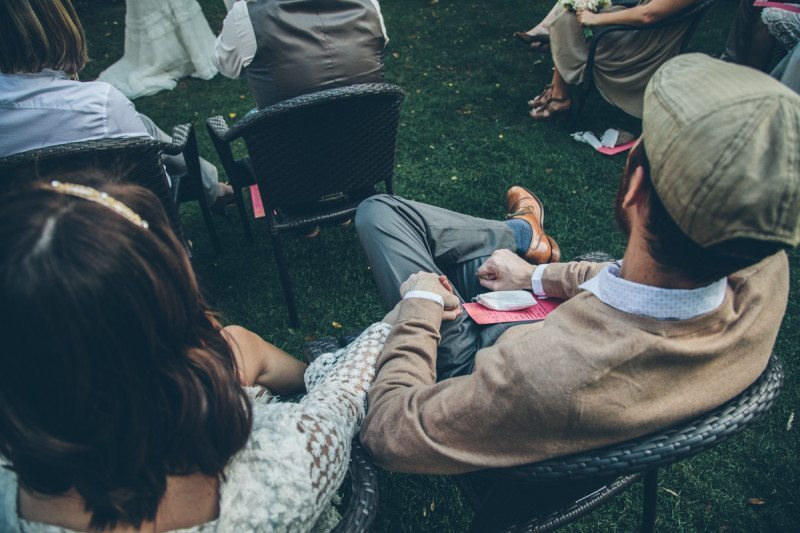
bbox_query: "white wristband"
[531,264,549,297]
[403,290,444,307]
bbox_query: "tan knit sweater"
[360,252,789,474]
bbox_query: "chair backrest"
[227,83,404,210]
[480,355,783,482]
[0,138,182,236]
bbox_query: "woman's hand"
[576,9,603,27]
[387,272,462,322]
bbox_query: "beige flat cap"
[643,53,800,248]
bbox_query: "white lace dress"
[97,0,218,99]
[0,323,391,533]
[762,6,800,50]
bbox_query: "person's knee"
[355,194,395,235]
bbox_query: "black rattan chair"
[0,125,209,248]
[170,125,222,253]
[306,336,380,533]
[459,355,783,532]
[206,83,405,327]
[575,0,716,116]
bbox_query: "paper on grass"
[571,129,635,156]
[463,298,562,325]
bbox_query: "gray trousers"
[354,194,520,379]
[138,114,222,205]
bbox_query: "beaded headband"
[50,181,150,230]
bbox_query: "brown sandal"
[530,96,572,121]
[528,84,553,108]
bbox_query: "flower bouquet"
[561,0,612,39]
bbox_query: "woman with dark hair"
[0,174,391,531]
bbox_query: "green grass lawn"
[76,1,798,530]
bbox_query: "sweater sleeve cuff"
[531,264,549,296]
[396,297,444,331]
[403,290,444,307]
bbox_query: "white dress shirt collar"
[578,262,727,320]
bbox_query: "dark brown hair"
[0,173,251,528]
[0,0,88,75]
[620,141,785,284]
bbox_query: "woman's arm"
[222,325,307,395]
[578,0,697,27]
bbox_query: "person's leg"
[524,3,565,36]
[530,68,572,120]
[355,194,517,379]
[137,113,228,206]
[721,0,764,64]
[743,18,776,71]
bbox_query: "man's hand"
[396,272,462,321]
[476,249,535,291]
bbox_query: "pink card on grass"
[249,184,265,218]
[597,140,636,156]
[463,298,562,325]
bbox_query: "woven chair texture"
[206,83,405,326]
[207,83,403,212]
[0,136,184,238]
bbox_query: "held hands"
[476,249,535,291]
[383,272,462,324]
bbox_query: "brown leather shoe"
[506,186,560,264]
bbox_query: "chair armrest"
[205,116,241,183]
[206,115,234,143]
[161,123,193,156]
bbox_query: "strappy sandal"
[530,96,572,121]
[528,84,553,108]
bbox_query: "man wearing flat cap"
[354,54,800,475]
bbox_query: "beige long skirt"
[549,4,694,117]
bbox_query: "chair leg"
[198,199,222,254]
[641,469,658,533]
[270,232,300,328]
[234,187,253,242]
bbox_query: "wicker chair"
[206,83,405,327]
[305,336,380,533]
[575,0,716,116]
[0,125,211,248]
[459,355,783,532]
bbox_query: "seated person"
[530,0,698,120]
[0,174,391,531]
[0,0,231,209]
[214,0,388,108]
[355,54,800,474]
